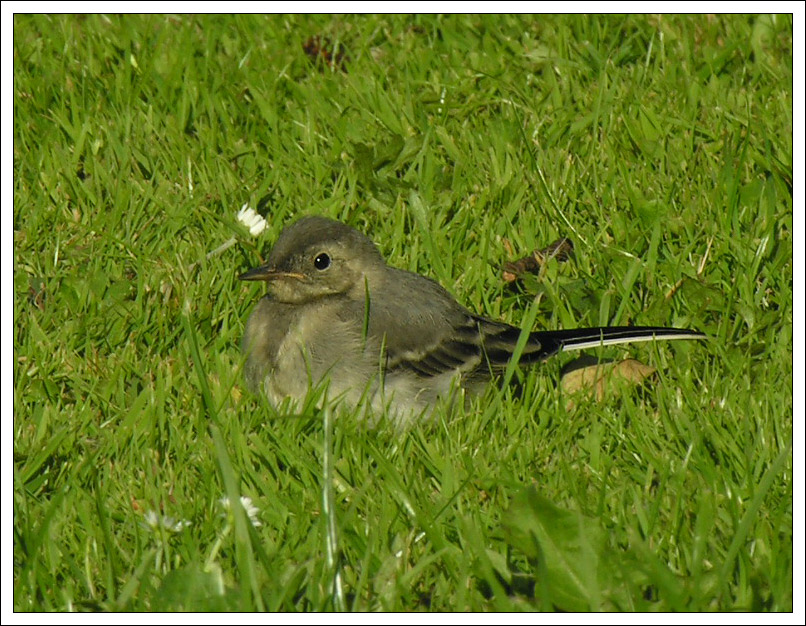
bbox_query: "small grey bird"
[240,216,704,425]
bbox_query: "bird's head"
[239,216,386,304]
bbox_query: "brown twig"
[502,237,574,282]
[303,36,348,72]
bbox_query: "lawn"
[12,14,793,611]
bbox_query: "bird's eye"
[314,253,331,270]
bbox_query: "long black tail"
[475,317,706,368]
[529,326,706,361]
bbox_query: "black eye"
[314,253,331,270]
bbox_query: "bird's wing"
[383,315,485,378]
[366,280,538,378]
[366,269,488,378]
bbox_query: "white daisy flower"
[190,202,268,271]
[218,495,262,527]
[142,510,192,533]
[237,203,268,237]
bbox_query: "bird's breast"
[243,295,467,425]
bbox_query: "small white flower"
[219,495,262,527]
[193,203,267,270]
[237,203,268,237]
[142,510,192,533]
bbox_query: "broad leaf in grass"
[502,487,652,611]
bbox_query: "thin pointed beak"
[238,265,306,282]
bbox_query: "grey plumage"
[240,216,705,424]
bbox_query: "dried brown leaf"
[561,358,657,411]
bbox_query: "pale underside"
[243,295,480,427]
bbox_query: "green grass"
[13,14,793,611]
